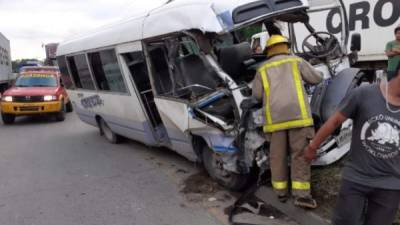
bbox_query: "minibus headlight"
[2,96,13,102]
[43,95,57,101]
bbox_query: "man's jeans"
[332,179,400,225]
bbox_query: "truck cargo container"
[0,33,12,93]
[252,0,399,72]
[309,0,399,71]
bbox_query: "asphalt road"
[0,113,297,225]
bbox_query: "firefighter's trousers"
[268,126,315,198]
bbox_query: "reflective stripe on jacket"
[252,54,323,133]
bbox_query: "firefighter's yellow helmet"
[266,35,289,48]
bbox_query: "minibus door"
[143,42,199,160]
[117,43,168,143]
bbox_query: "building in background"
[0,32,12,93]
[44,43,59,66]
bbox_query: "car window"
[15,74,58,87]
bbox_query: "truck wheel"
[99,118,121,144]
[1,113,15,124]
[55,101,66,122]
[66,101,73,113]
[202,145,249,191]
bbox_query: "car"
[0,69,72,124]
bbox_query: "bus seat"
[176,54,220,97]
[218,42,253,81]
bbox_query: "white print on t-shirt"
[361,114,400,159]
[368,123,400,146]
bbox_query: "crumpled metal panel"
[320,68,360,121]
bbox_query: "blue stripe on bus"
[77,112,146,134]
[170,138,190,144]
[197,92,225,108]
[107,120,146,133]
[212,145,238,153]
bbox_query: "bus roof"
[57,0,308,56]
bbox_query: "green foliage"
[236,24,263,42]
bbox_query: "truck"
[0,33,12,93]
[311,0,398,72]
[44,43,59,66]
[252,0,399,73]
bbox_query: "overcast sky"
[0,0,166,60]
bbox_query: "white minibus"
[57,0,364,190]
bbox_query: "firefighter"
[252,35,323,209]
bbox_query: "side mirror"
[350,33,361,52]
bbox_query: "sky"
[0,0,166,60]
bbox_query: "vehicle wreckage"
[57,0,367,190]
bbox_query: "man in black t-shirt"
[304,62,400,225]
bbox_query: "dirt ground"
[181,171,298,225]
[311,163,342,219]
[180,165,400,225]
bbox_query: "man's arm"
[385,42,400,57]
[304,84,359,161]
[304,112,348,161]
[299,59,323,85]
[386,49,400,57]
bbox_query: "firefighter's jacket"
[252,54,323,133]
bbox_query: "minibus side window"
[172,38,221,98]
[148,46,173,96]
[67,54,96,90]
[147,37,221,100]
[123,52,163,127]
[57,56,75,89]
[66,57,82,88]
[88,49,127,93]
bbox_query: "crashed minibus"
[56,0,365,190]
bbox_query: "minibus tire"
[99,118,121,144]
[1,113,15,124]
[202,146,249,191]
[66,101,73,113]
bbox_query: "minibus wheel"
[1,113,15,125]
[99,118,121,144]
[202,146,249,191]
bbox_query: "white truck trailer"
[0,33,12,93]
[319,0,399,71]
[252,0,399,73]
